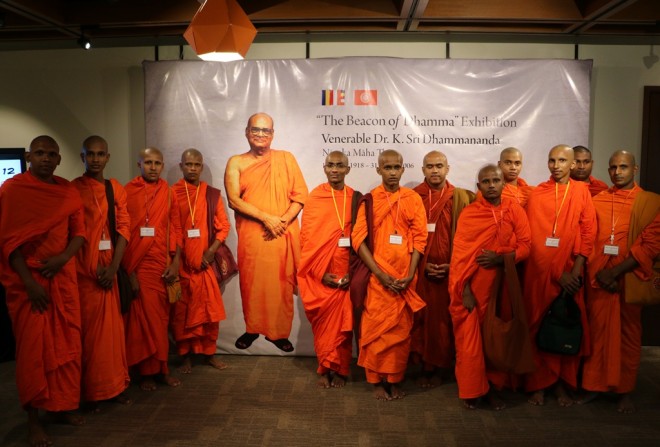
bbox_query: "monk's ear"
[56,153,62,166]
[80,152,85,164]
[345,165,351,175]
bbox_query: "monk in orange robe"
[298,151,355,388]
[571,145,608,196]
[449,165,531,410]
[172,149,230,372]
[352,150,427,400]
[0,136,86,446]
[580,151,660,413]
[72,136,131,411]
[498,147,535,208]
[524,144,596,406]
[123,147,183,390]
[225,112,308,353]
[411,151,474,387]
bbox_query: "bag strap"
[166,187,171,266]
[104,179,117,246]
[206,185,221,247]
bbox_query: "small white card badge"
[545,237,560,248]
[140,227,155,237]
[389,234,403,245]
[98,239,112,251]
[338,237,351,247]
[604,245,620,256]
[427,223,436,233]
[187,228,201,238]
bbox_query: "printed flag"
[354,89,377,106]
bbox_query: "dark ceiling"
[1,0,659,50]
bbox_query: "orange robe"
[298,183,354,376]
[449,197,531,399]
[72,176,130,401]
[502,178,534,208]
[171,179,229,356]
[0,171,85,411]
[524,178,596,392]
[352,185,427,383]
[411,180,468,370]
[582,185,660,393]
[236,150,308,340]
[587,175,609,197]
[123,177,182,375]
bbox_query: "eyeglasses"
[249,127,274,136]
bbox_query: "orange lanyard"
[427,184,446,221]
[552,181,570,237]
[184,182,200,228]
[144,182,160,226]
[609,185,637,243]
[88,181,107,240]
[331,186,347,236]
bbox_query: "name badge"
[604,244,619,256]
[545,237,560,248]
[98,239,112,251]
[427,223,436,233]
[338,237,351,248]
[187,228,201,238]
[140,227,155,237]
[389,234,403,245]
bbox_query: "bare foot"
[161,374,182,387]
[317,373,331,389]
[178,356,193,374]
[577,391,599,405]
[462,398,478,410]
[617,394,635,414]
[389,383,406,399]
[554,383,574,407]
[28,408,52,447]
[417,371,442,389]
[416,375,431,388]
[83,401,101,414]
[47,411,85,426]
[486,391,506,411]
[373,383,392,401]
[111,392,133,405]
[205,355,229,370]
[528,390,545,406]
[140,377,158,391]
[331,374,347,388]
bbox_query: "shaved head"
[378,149,402,166]
[423,150,447,166]
[82,135,108,153]
[247,112,274,129]
[30,135,58,151]
[325,150,348,166]
[499,147,522,160]
[181,148,203,163]
[476,164,504,205]
[609,150,636,166]
[139,147,163,161]
[608,150,638,189]
[478,164,503,181]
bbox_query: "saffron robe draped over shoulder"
[523,178,596,392]
[587,175,609,197]
[448,196,531,399]
[236,150,308,340]
[123,177,182,375]
[72,175,130,401]
[0,171,85,411]
[411,180,469,369]
[582,186,660,394]
[298,183,354,376]
[502,178,534,208]
[172,179,229,356]
[352,185,427,383]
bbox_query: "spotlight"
[643,45,659,69]
[78,36,91,50]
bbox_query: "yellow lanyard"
[552,181,570,237]
[610,185,637,243]
[184,182,200,228]
[427,183,446,221]
[89,181,107,240]
[331,185,347,236]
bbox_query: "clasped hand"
[263,214,288,241]
[377,272,411,294]
[322,273,350,289]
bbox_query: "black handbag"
[536,287,583,355]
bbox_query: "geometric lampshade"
[183,0,257,62]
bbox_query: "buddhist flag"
[321,89,345,106]
[354,89,378,106]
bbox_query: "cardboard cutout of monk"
[298,151,355,388]
[570,145,609,197]
[497,147,535,208]
[123,147,183,390]
[352,150,427,400]
[411,151,474,388]
[0,136,86,446]
[524,144,596,407]
[172,149,230,372]
[225,113,308,353]
[449,165,531,410]
[579,151,660,413]
[72,136,131,411]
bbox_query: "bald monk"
[571,145,608,197]
[225,112,308,352]
[0,136,86,446]
[123,148,183,390]
[298,151,355,388]
[580,151,660,413]
[352,150,427,400]
[72,135,131,411]
[524,144,596,406]
[172,149,230,372]
[449,165,531,410]
[497,147,535,208]
[411,151,474,387]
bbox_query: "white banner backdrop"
[144,57,592,356]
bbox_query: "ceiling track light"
[77,27,91,50]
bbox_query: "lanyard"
[505,183,521,204]
[490,205,503,229]
[144,182,160,226]
[385,191,401,234]
[610,185,637,243]
[552,181,570,237]
[331,185,347,236]
[88,181,107,239]
[427,183,446,221]
[184,181,200,228]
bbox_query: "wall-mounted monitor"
[0,148,27,187]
